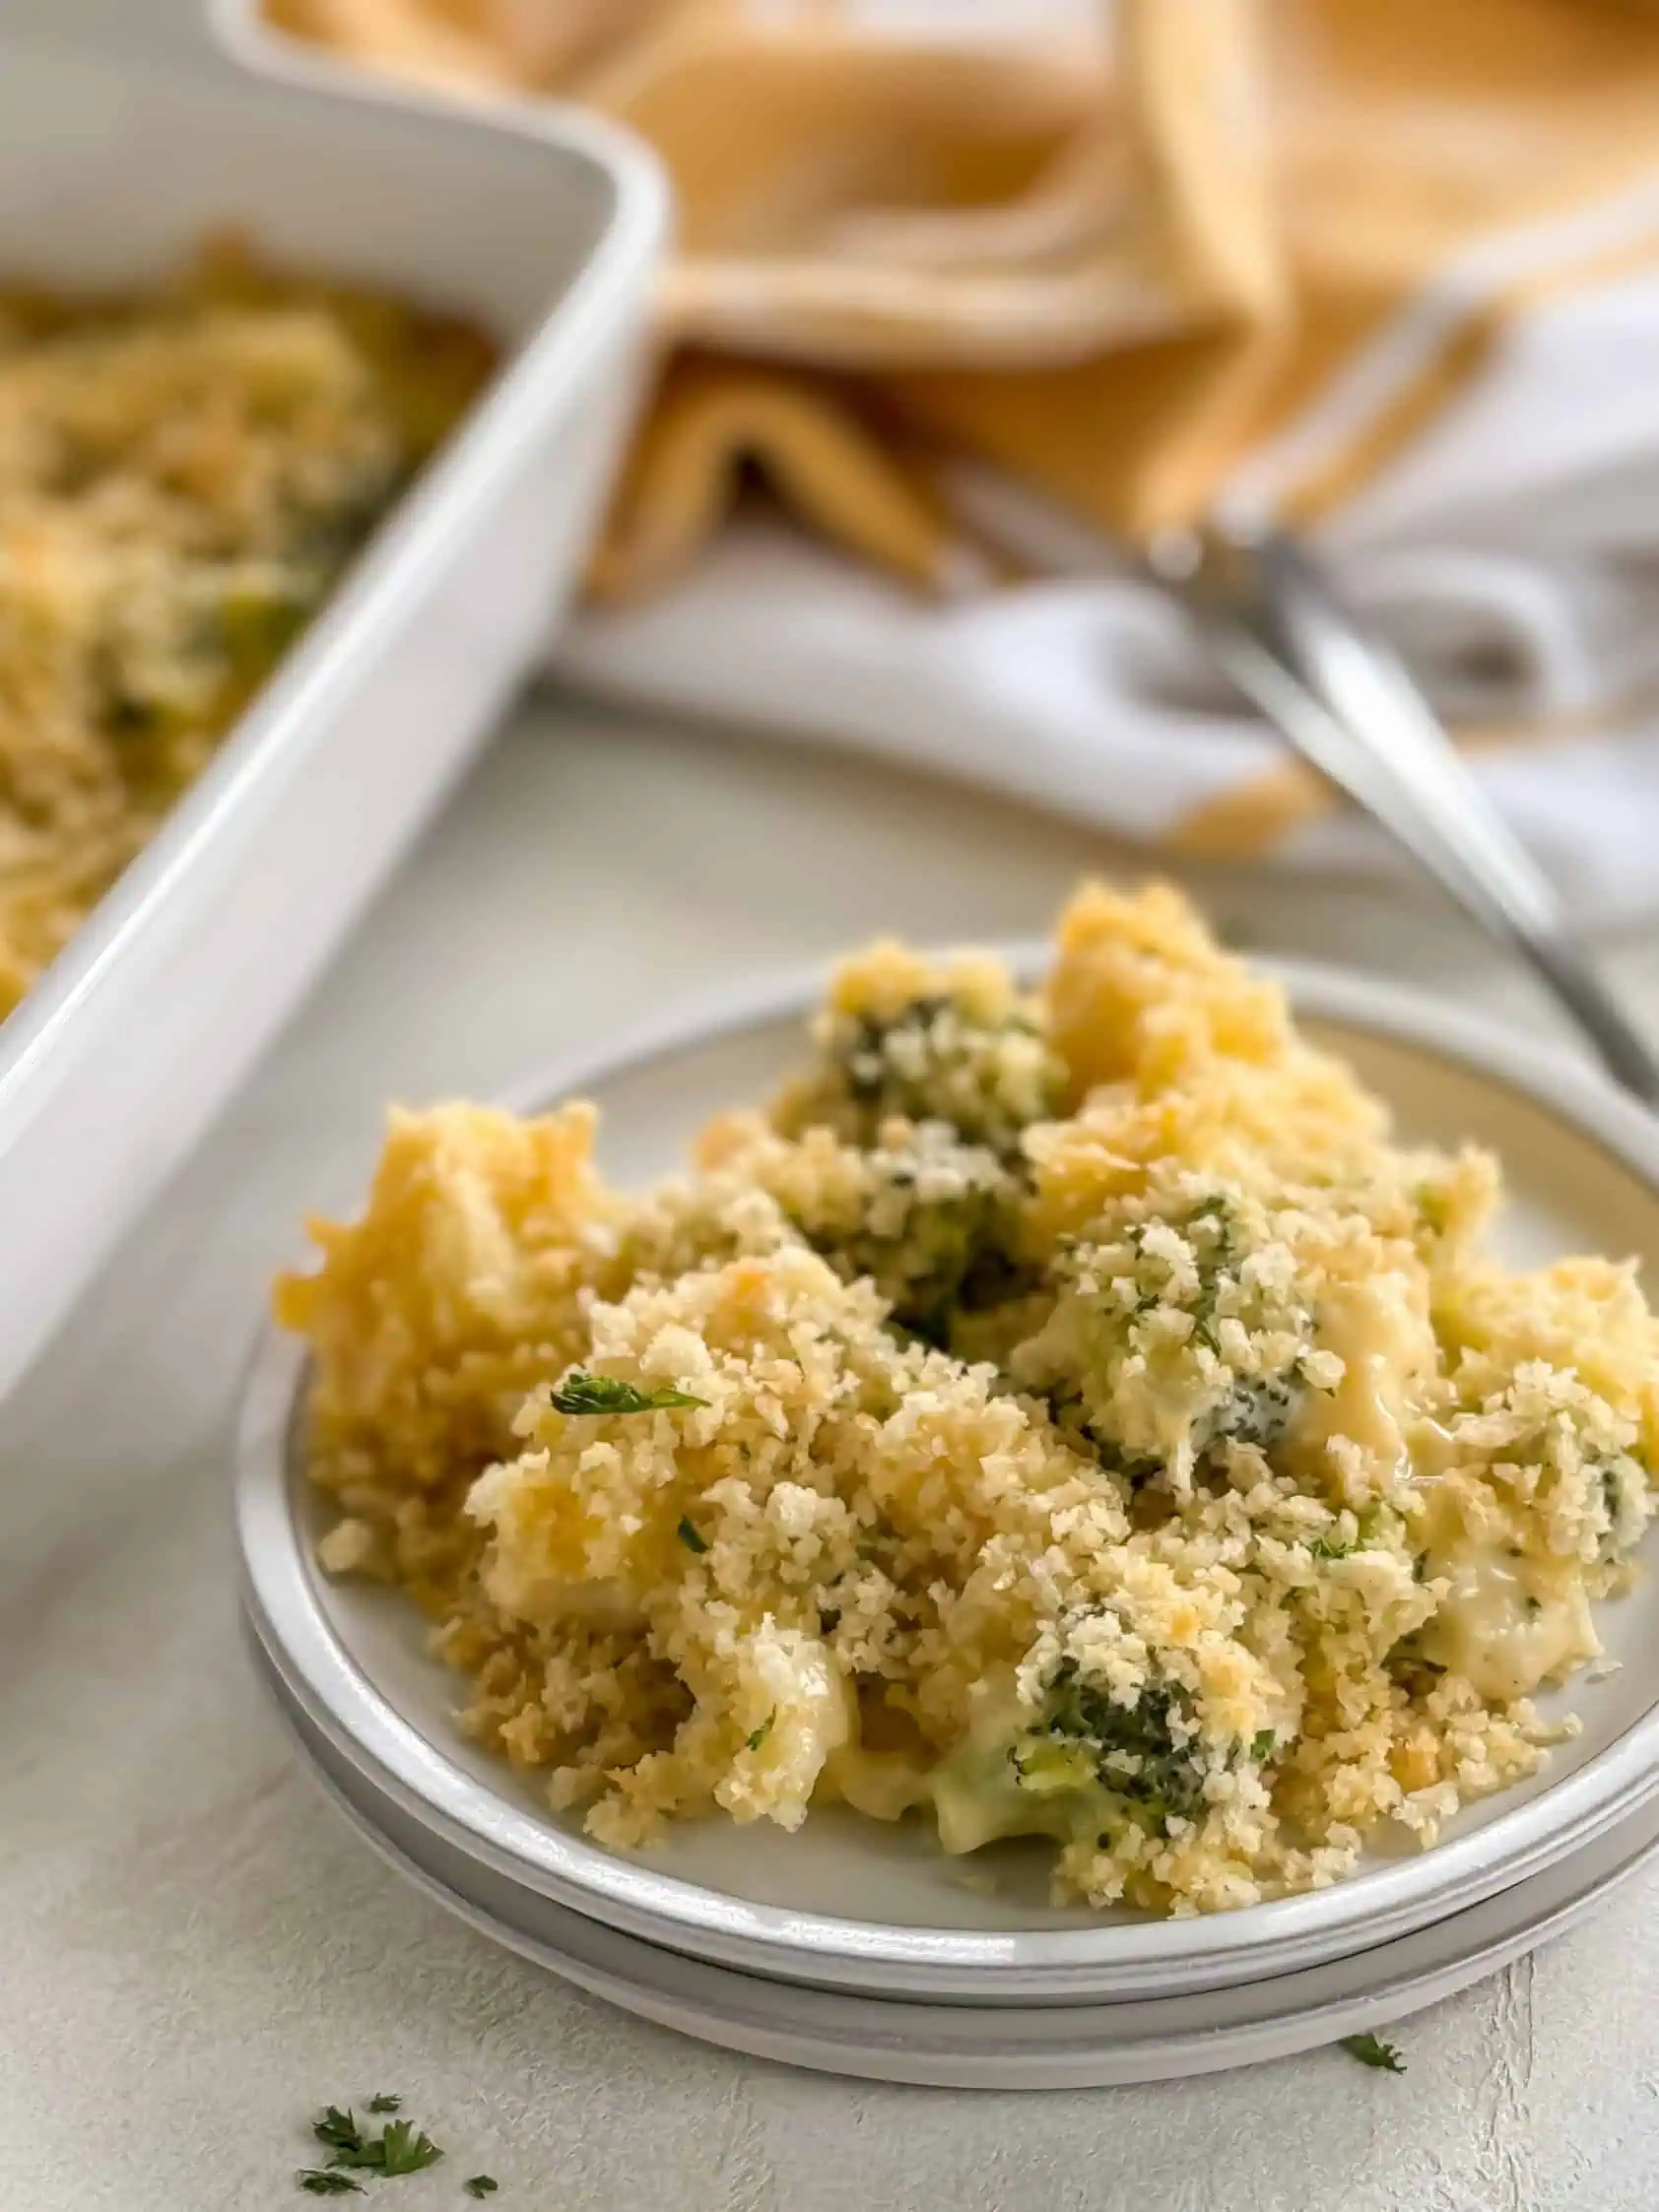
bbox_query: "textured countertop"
[3,690,1658,2212]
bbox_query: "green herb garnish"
[551,1372,706,1416]
[312,2110,365,2159]
[747,1716,774,1753]
[1250,1728,1276,1763]
[1182,1194,1236,1352]
[1339,2032,1406,2073]
[314,2106,442,2178]
[298,2174,365,2197]
[678,1516,710,1554]
[464,2180,499,2200]
[373,2120,443,2178]
[1203,1374,1297,1454]
[367,2096,403,2115]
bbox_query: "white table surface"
[4,689,1658,2212]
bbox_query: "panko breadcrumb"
[0,235,494,1019]
[277,883,1659,1917]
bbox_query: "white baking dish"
[0,0,665,1395]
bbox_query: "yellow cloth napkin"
[268,0,1659,595]
[266,0,1659,891]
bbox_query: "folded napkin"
[271,0,1659,918]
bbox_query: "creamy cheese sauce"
[1294,1274,1433,1489]
[1417,1476,1599,1701]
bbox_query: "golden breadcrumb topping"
[278,884,1659,1916]
[0,236,494,1018]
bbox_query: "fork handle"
[1155,524,1659,1108]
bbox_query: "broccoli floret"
[1012,1180,1316,1489]
[1385,1635,1447,1697]
[796,1124,1027,1347]
[1012,1662,1208,1830]
[1199,1372,1299,1455]
[840,998,951,1109]
[1036,1388,1164,1487]
[815,994,1063,1156]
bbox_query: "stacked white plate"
[237,957,1659,2086]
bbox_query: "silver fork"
[1147,520,1659,1107]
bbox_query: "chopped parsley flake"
[464,2180,499,2200]
[551,1373,707,1416]
[678,1516,710,1554]
[747,1716,774,1752]
[1339,2032,1406,2073]
[366,2095,402,2115]
[298,2175,365,2197]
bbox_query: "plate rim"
[236,947,1659,1992]
[257,1626,1659,2089]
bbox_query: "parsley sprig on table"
[311,2110,368,2160]
[365,2120,443,2178]
[551,1371,707,1415]
[1339,2032,1406,2073]
[301,2101,458,2192]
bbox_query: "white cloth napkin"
[561,258,1659,926]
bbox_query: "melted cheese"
[907,1680,1081,1854]
[823,1744,934,1825]
[1294,1274,1433,1488]
[1417,1475,1599,1701]
[907,1679,1143,1855]
[927,1737,1094,1854]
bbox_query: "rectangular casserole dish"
[0,0,665,1394]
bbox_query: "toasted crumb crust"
[0,235,494,1018]
[278,882,1659,1915]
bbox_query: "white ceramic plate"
[237,955,1659,2002]
[253,1625,1659,2088]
